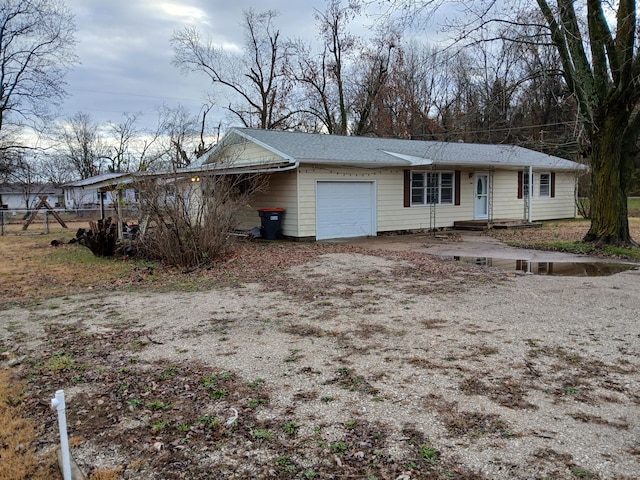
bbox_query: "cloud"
[59,0,379,130]
[155,3,209,24]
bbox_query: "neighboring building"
[194,128,587,240]
[0,183,63,210]
[62,173,138,210]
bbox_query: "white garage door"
[316,181,376,240]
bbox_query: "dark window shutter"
[455,170,461,205]
[404,170,411,207]
[551,172,556,197]
[517,171,523,199]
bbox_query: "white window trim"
[410,171,455,206]
[539,172,551,198]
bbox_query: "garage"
[316,181,376,240]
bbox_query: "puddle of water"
[452,256,638,277]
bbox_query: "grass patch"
[43,353,75,372]
[491,217,640,260]
[252,428,274,440]
[325,367,380,396]
[504,239,640,260]
[628,197,640,218]
[0,369,57,480]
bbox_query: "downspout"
[528,166,533,223]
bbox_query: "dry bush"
[0,369,57,480]
[134,172,267,267]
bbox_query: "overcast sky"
[61,0,401,132]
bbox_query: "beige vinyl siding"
[219,141,300,236]
[236,166,577,239]
[378,169,472,231]
[492,170,526,219]
[531,171,576,220]
[217,141,285,164]
[491,170,577,221]
[236,170,299,237]
[297,166,474,236]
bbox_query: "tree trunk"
[583,110,636,247]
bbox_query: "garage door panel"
[316,181,375,240]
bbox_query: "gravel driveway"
[1,239,639,479]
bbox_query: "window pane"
[426,173,438,187]
[523,172,530,196]
[411,172,425,204]
[540,173,550,197]
[410,171,455,205]
[424,173,437,203]
[441,173,453,188]
[411,172,424,188]
[441,173,453,204]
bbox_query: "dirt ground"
[1,224,639,479]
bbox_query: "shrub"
[134,171,267,267]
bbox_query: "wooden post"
[100,191,105,221]
[23,196,67,230]
[117,189,124,241]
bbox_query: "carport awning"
[72,160,298,193]
[174,160,297,177]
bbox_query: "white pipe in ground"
[51,389,72,480]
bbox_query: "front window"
[411,172,454,205]
[539,173,550,197]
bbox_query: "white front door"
[474,174,489,220]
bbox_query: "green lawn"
[577,197,640,218]
[629,197,640,218]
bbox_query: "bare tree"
[106,113,141,173]
[154,105,201,170]
[59,112,108,179]
[38,153,75,185]
[171,9,294,130]
[350,30,398,136]
[0,0,77,163]
[535,0,639,246]
[366,0,639,246]
[315,0,360,134]
[288,39,338,133]
[104,112,166,173]
[193,103,217,159]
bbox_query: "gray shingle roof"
[209,128,586,172]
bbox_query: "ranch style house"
[61,128,588,241]
[193,128,587,240]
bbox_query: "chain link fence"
[0,206,140,236]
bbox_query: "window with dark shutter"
[403,170,410,207]
[518,171,523,199]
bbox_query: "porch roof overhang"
[173,159,298,177]
[64,159,300,192]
